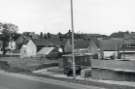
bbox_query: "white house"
[8,40,16,51]
[99,38,123,59]
[20,40,37,58]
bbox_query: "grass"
[0,56,58,72]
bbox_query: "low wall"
[91,59,135,81]
[92,68,135,81]
[91,59,135,72]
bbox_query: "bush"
[0,61,10,70]
[64,66,81,76]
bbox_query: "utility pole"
[70,0,76,79]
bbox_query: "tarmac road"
[0,71,104,89]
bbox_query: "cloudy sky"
[0,0,135,35]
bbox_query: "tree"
[40,32,44,38]
[58,32,63,41]
[65,30,72,38]
[47,32,51,39]
[110,31,130,38]
[0,23,18,55]
[43,33,47,39]
[2,23,18,37]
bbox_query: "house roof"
[74,39,90,49]
[99,38,124,51]
[37,47,54,55]
[64,39,91,53]
[47,38,63,47]
[121,39,135,50]
[98,37,135,51]
[73,38,101,49]
[15,35,30,49]
[64,38,100,53]
[33,39,54,47]
[90,38,100,48]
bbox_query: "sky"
[0,0,135,35]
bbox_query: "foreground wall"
[91,59,135,81]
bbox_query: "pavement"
[33,67,135,88]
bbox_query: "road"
[0,71,105,89]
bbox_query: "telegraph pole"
[70,0,76,79]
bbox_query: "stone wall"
[91,59,135,81]
[92,68,135,81]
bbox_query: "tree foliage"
[40,32,44,38]
[110,31,130,38]
[2,23,18,38]
[0,23,18,55]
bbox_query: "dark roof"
[33,39,54,47]
[65,38,100,49]
[66,39,90,49]
[99,38,123,51]
[74,39,90,49]
[15,35,31,49]
[121,39,135,50]
[90,38,100,48]
[15,35,30,45]
[47,38,62,47]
